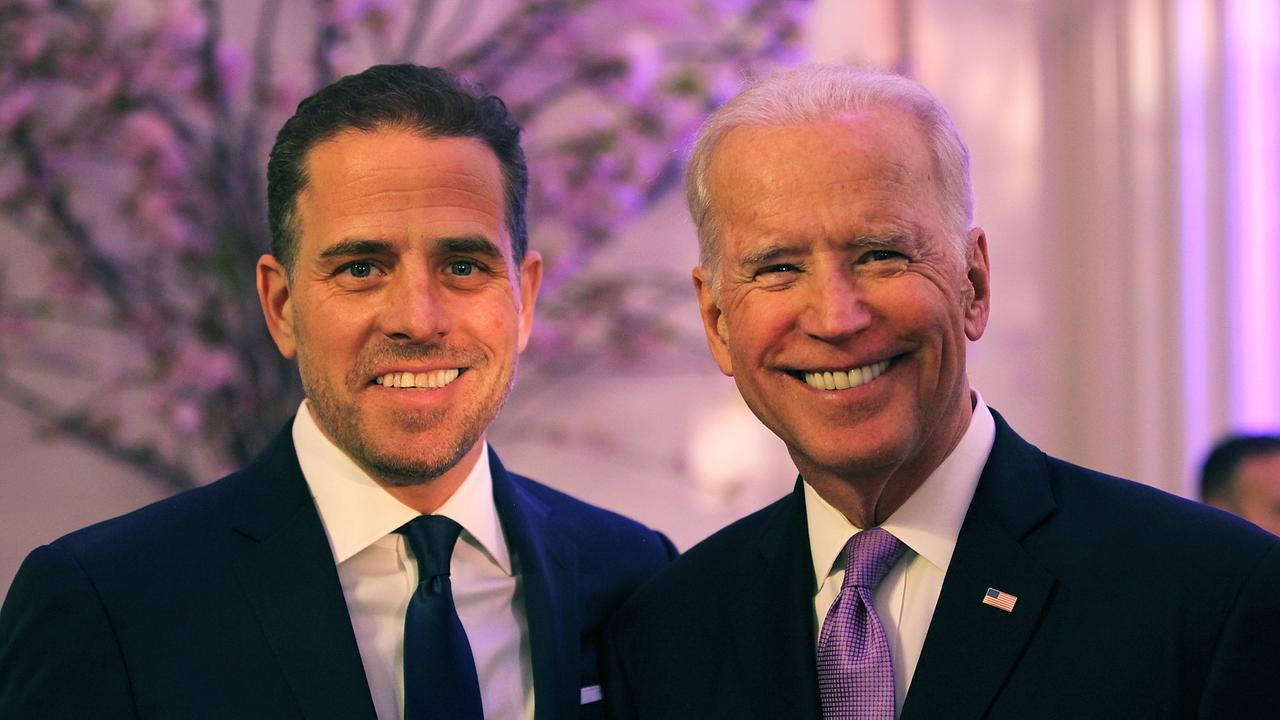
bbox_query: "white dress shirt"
[807,392,996,716]
[292,401,535,720]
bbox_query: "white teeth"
[374,369,461,389]
[802,359,891,391]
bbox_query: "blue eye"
[450,261,475,276]
[865,250,904,262]
[346,261,374,278]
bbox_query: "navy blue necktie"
[398,516,484,720]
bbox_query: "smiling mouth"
[795,358,893,391]
[373,369,462,389]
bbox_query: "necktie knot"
[841,527,908,591]
[398,515,463,584]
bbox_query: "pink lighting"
[1177,0,1211,475]
[1225,0,1280,430]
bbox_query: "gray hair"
[686,64,974,282]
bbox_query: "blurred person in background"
[605,64,1280,720]
[0,64,674,719]
[1201,433,1280,536]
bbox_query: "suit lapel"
[489,449,580,720]
[228,426,378,720]
[900,411,1057,720]
[726,481,822,718]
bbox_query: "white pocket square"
[580,685,603,705]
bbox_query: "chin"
[361,447,468,486]
[794,434,912,477]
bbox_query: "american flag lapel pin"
[982,587,1017,612]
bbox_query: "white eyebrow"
[738,243,808,268]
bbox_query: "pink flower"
[155,0,208,52]
[328,0,403,30]
[618,31,663,102]
[170,400,202,436]
[0,86,35,134]
[215,41,248,98]
[271,76,308,114]
[176,343,240,390]
[118,112,186,176]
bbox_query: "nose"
[379,266,452,343]
[796,269,871,342]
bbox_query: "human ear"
[692,266,734,377]
[962,228,991,341]
[515,250,543,353]
[256,254,297,358]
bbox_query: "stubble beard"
[297,341,517,488]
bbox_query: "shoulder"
[988,409,1276,568]
[669,493,796,575]
[44,471,242,573]
[502,468,676,563]
[1043,452,1273,555]
[990,421,1280,591]
[0,466,250,689]
[615,492,797,621]
[43,423,301,572]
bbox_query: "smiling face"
[257,129,541,490]
[693,106,990,507]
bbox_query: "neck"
[374,441,486,515]
[804,466,924,530]
[802,392,974,529]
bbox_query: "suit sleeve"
[1198,538,1280,718]
[0,544,137,719]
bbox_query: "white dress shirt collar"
[291,400,512,575]
[806,391,997,587]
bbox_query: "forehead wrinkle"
[723,173,925,231]
[323,183,502,214]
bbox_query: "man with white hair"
[606,64,1280,719]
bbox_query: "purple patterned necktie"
[817,527,909,720]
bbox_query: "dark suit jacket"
[0,424,675,719]
[606,409,1280,719]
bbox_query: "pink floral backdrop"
[0,0,809,489]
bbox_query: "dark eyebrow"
[438,235,504,260]
[316,235,506,261]
[318,239,394,260]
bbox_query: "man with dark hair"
[606,64,1280,719]
[0,64,673,719]
[1201,433,1280,536]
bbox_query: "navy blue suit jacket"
[0,424,675,719]
[606,409,1280,719]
